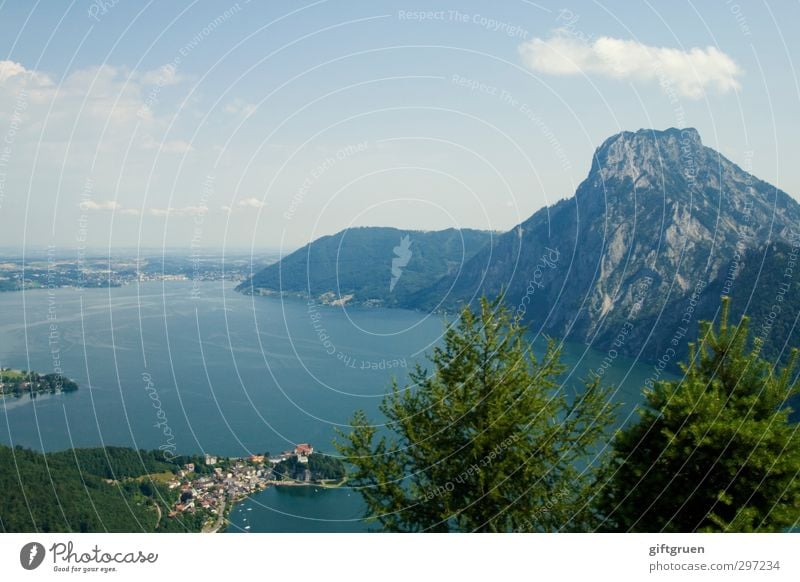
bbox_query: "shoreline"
[214,477,349,533]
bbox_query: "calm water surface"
[0,281,666,532]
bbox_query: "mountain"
[240,128,800,373]
[408,128,800,364]
[236,227,493,306]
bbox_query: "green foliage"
[0,445,204,533]
[0,446,154,532]
[727,242,800,366]
[0,368,79,395]
[170,453,214,474]
[336,296,618,532]
[238,227,491,305]
[307,452,347,480]
[597,297,800,532]
[48,447,176,480]
[272,453,346,482]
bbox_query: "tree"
[335,297,617,532]
[596,297,800,532]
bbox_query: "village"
[165,443,319,531]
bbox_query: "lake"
[0,281,666,532]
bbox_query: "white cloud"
[78,203,218,218]
[0,61,194,148]
[147,205,208,217]
[160,140,193,154]
[79,200,121,211]
[141,135,194,154]
[217,197,265,214]
[0,60,53,102]
[138,64,183,87]
[79,202,212,217]
[0,60,30,82]
[237,197,265,208]
[223,98,257,118]
[518,30,742,98]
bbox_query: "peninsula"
[0,367,79,396]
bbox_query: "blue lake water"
[0,281,665,532]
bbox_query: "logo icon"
[390,235,413,292]
[20,542,46,570]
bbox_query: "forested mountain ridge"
[236,226,493,306]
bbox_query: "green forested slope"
[0,445,201,533]
[237,226,492,306]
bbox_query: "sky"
[0,0,798,253]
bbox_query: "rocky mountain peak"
[588,127,704,191]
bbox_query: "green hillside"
[0,445,202,533]
[237,226,493,306]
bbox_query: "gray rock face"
[409,128,800,359]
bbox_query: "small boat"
[247,507,252,511]
[245,525,251,530]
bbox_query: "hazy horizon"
[2,1,799,252]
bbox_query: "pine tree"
[597,297,800,532]
[335,297,617,532]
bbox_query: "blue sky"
[1,0,798,251]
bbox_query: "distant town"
[0,251,280,292]
[162,443,346,532]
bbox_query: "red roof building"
[294,443,313,456]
